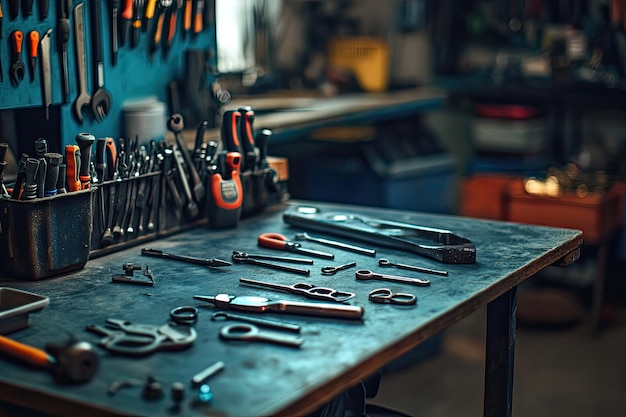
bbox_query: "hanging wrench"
[90,0,112,121]
[72,2,91,122]
[39,29,53,120]
[355,270,430,287]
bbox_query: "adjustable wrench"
[39,29,53,120]
[73,2,91,122]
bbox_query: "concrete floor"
[371,296,626,417]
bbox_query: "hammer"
[0,335,99,383]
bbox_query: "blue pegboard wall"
[0,0,216,147]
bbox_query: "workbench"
[0,201,582,417]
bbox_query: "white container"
[472,117,547,154]
[123,97,167,144]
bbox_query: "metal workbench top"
[0,201,582,417]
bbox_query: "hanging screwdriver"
[258,233,335,260]
[110,0,120,65]
[56,0,70,103]
[38,0,49,20]
[21,0,32,16]
[120,0,133,46]
[193,0,204,34]
[27,31,39,82]
[183,0,191,38]
[7,0,18,19]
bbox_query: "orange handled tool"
[65,144,81,192]
[258,233,335,259]
[183,0,192,34]
[194,0,204,34]
[145,0,157,19]
[0,334,55,368]
[27,30,38,82]
[120,0,134,45]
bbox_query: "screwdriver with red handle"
[258,233,335,259]
[27,30,38,82]
[65,145,81,192]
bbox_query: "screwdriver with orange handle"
[0,334,56,369]
[258,233,335,259]
[65,144,81,192]
[194,0,204,34]
[27,30,38,82]
[183,0,191,37]
[120,0,133,46]
[164,0,183,57]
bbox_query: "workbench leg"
[484,287,517,417]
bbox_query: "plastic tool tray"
[0,287,50,334]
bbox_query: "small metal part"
[219,324,303,348]
[108,378,142,396]
[191,360,225,387]
[170,306,198,324]
[171,382,185,404]
[197,384,213,403]
[321,262,357,275]
[211,311,301,333]
[378,258,448,276]
[111,263,154,285]
[294,232,376,257]
[355,269,430,287]
[143,376,164,400]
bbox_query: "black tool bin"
[0,189,95,280]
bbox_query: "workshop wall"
[0,0,216,154]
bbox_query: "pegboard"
[0,0,216,147]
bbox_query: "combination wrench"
[73,2,91,122]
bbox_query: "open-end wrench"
[72,2,91,122]
[90,0,112,121]
[355,269,430,287]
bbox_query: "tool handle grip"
[221,110,242,152]
[258,233,288,250]
[0,335,52,367]
[121,0,133,19]
[65,145,81,192]
[269,300,364,320]
[38,0,50,19]
[145,0,157,19]
[91,0,103,63]
[184,0,192,30]
[11,30,23,54]
[27,31,39,57]
[194,11,203,33]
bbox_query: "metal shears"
[239,277,355,303]
[283,207,476,264]
[85,319,197,356]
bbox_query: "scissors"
[85,319,197,356]
[239,277,355,303]
[368,288,417,306]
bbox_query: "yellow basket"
[328,37,389,92]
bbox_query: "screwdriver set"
[0,104,287,278]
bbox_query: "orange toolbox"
[461,174,520,220]
[504,181,625,244]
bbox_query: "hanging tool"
[141,248,231,267]
[0,336,99,383]
[258,233,334,259]
[120,0,133,46]
[163,0,182,56]
[37,0,48,20]
[21,0,31,15]
[131,0,145,48]
[0,2,4,82]
[182,0,191,37]
[73,2,91,122]
[211,312,301,333]
[39,29,53,120]
[378,258,448,277]
[90,0,112,121]
[355,270,430,287]
[144,0,157,23]
[9,30,25,87]
[221,110,243,165]
[239,277,356,303]
[75,132,95,189]
[193,0,204,34]
[368,288,417,306]
[167,113,205,203]
[26,30,38,82]
[86,319,197,357]
[219,324,303,348]
[65,144,81,192]
[193,294,365,320]
[148,0,170,59]
[294,232,376,257]
[231,252,311,276]
[56,0,70,103]
[7,0,17,19]
[109,0,120,65]
[283,207,477,264]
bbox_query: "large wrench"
[73,3,91,123]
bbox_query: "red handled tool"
[258,233,335,260]
[120,0,133,45]
[194,0,204,34]
[238,106,258,171]
[207,151,242,228]
[26,30,38,82]
[183,0,191,37]
[9,30,25,87]
[65,144,81,192]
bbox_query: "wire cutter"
[283,207,476,264]
[85,319,197,356]
[258,233,334,259]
